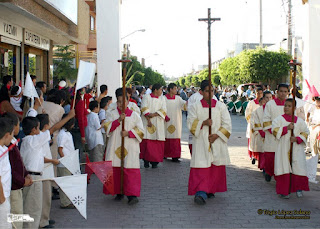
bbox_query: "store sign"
[25,30,50,51]
[0,18,23,42]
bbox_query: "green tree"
[191,76,200,87]
[179,77,186,87]
[53,45,77,81]
[219,56,241,85]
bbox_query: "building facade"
[0,0,89,88]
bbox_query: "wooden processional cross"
[198,8,220,136]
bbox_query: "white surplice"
[187,99,231,168]
[245,100,260,152]
[272,115,309,176]
[251,106,265,153]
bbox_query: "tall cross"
[198,8,220,136]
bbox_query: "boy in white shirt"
[57,114,76,209]
[86,101,104,162]
[20,110,75,228]
[99,97,112,145]
[0,118,14,229]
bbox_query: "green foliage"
[218,48,291,85]
[176,68,221,88]
[123,55,166,86]
[29,55,36,75]
[53,45,78,81]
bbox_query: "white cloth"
[245,99,260,139]
[85,112,104,150]
[164,95,186,139]
[251,106,265,153]
[20,130,51,173]
[0,146,11,198]
[307,155,319,183]
[309,108,320,156]
[0,197,11,229]
[26,108,38,117]
[141,94,167,141]
[10,97,22,112]
[53,174,87,219]
[104,109,144,168]
[187,100,232,168]
[57,128,75,168]
[98,109,106,134]
[263,100,285,152]
[59,150,80,175]
[42,140,54,179]
[272,116,309,176]
[146,88,152,95]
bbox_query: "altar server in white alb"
[140,84,167,169]
[251,91,273,170]
[245,87,263,162]
[272,98,309,198]
[187,80,231,205]
[308,97,320,155]
[263,84,289,182]
[164,83,187,162]
[102,88,144,205]
[107,89,140,116]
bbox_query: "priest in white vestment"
[263,84,289,181]
[140,84,167,168]
[164,83,187,162]
[187,80,231,205]
[272,98,309,198]
[103,90,144,205]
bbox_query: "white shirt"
[85,112,104,150]
[98,109,107,134]
[57,128,75,167]
[42,138,54,179]
[146,88,152,95]
[0,146,11,198]
[20,130,51,173]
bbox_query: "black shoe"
[172,158,181,163]
[49,220,55,225]
[207,193,215,199]
[194,196,206,205]
[41,225,54,228]
[114,194,124,201]
[151,164,158,169]
[265,174,272,182]
[144,160,150,168]
[127,196,139,205]
[252,158,256,165]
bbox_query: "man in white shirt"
[145,85,152,95]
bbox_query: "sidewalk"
[50,114,320,228]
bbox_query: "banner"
[23,72,39,99]
[59,149,81,175]
[53,174,87,219]
[75,60,96,91]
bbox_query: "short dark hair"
[0,117,14,139]
[2,112,19,127]
[106,96,112,102]
[3,75,12,85]
[30,75,37,81]
[263,91,272,98]
[100,84,108,94]
[256,87,263,92]
[168,83,177,92]
[285,98,297,107]
[22,117,39,135]
[47,89,66,105]
[36,81,46,89]
[37,114,49,131]
[277,84,289,90]
[61,114,75,131]
[200,80,210,91]
[126,88,132,95]
[11,86,20,96]
[89,100,99,111]
[315,96,320,102]
[152,84,162,92]
[115,88,128,100]
[100,97,109,109]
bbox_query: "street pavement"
[51,114,320,228]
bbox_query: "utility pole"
[259,0,263,47]
[287,0,292,56]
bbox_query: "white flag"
[23,72,39,99]
[307,155,319,184]
[42,163,54,179]
[59,149,81,175]
[53,174,87,219]
[75,60,96,91]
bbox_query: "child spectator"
[57,114,76,209]
[0,117,14,229]
[99,97,112,145]
[10,86,23,116]
[20,110,75,228]
[86,101,104,162]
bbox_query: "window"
[90,16,95,31]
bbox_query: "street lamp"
[121,29,146,40]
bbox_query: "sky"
[121,0,304,78]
